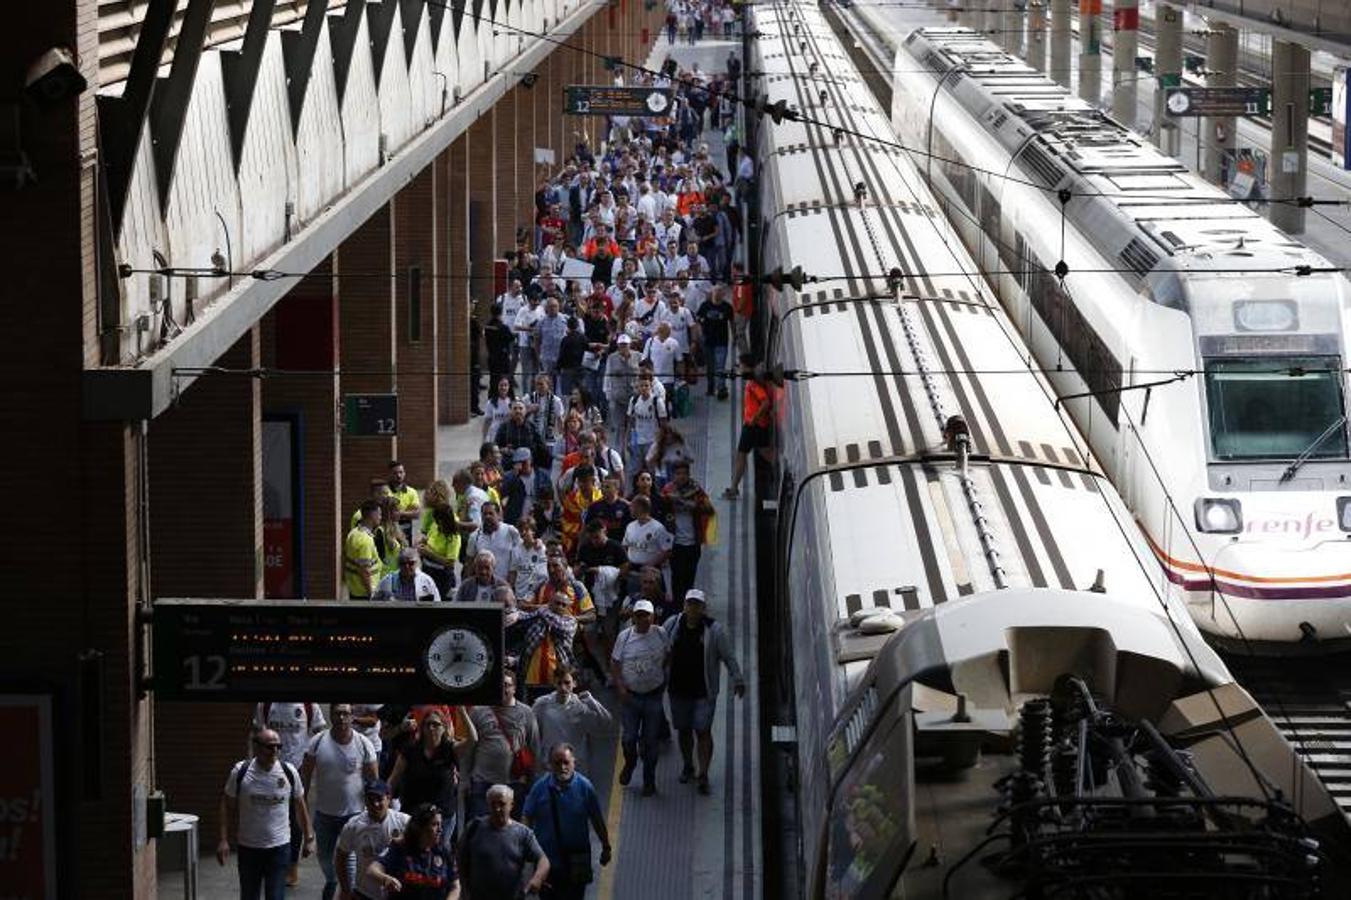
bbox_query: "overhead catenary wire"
[432,0,1349,210]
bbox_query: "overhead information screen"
[564,85,673,116]
[152,599,505,705]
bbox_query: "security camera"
[520,73,539,89]
[25,47,87,106]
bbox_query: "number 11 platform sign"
[150,599,506,705]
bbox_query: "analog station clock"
[424,627,494,691]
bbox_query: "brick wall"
[150,328,263,848]
[394,165,439,487]
[496,87,520,253]
[338,206,398,517]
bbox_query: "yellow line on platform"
[596,730,626,900]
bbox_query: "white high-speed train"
[891,26,1351,650]
[750,3,1350,898]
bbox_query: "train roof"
[752,3,1180,678]
[903,27,1332,288]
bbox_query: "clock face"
[1166,91,1191,115]
[646,91,669,114]
[424,627,493,691]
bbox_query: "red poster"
[1113,6,1139,30]
[264,519,296,597]
[0,696,56,899]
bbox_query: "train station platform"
[161,29,761,900]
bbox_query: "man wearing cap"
[663,590,745,795]
[603,334,640,446]
[334,780,410,900]
[372,548,442,602]
[500,447,551,527]
[610,598,671,795]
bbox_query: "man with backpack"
[217,728,315,900]
[252,701,326,885]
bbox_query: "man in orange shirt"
[723,355,771,500]
[581,224,621,262]
[560,464,603,558]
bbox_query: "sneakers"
[717,389,729,401]
[697,777,711,795]
[679,764,695,784]
[641,783,657,797]
[619,758,637,786]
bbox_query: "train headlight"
[1337,497,1351,532]
[1194,498,1243,534]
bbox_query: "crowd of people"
[217,7,767,899]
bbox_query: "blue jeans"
[704,343,728,395]
[620,686,667,785]
[314,811,355,900]
[520,346,540,394]
[237,843,289,900]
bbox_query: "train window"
[823,712,912,900]
[1205,356,1348,461]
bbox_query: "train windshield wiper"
[1280,414,1347,482]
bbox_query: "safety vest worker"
[344,499,383,599]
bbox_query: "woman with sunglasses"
[387,709,476,852]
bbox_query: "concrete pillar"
[1153,2,1183,155]
[1078,0,1102,106]
[448,132,473,424]
[1203,23,1238,185]
[395,166,440,482]
[1050,0,1072,89]
[1111,0,1138,126]
[1028,2,1048,72]
[1269,40,1311,233]
[151,327,263,846]
[260,260,341,599]
[338,206,397,518]
[1001,7,1022,54]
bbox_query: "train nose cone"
[1199,540,1351,647]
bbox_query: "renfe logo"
[1244,513,1336,538]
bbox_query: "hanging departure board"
[151,599,505,705]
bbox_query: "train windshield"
[1205,356,1348,461]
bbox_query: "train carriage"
[749,3,1351,897]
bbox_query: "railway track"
[828,1,1351,826]
[1224,653,1351,822]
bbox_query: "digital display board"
[1164,87,1271,118]
[564,85,674,116]
[151,599,505,705]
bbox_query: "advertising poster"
[0,694,57,899]
[262,417,298,598]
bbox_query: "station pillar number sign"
[564,85,674,117]
[150,599,507,705]
[343,392,398,436]
[1165,87,1272,118]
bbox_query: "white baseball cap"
[632,599,655,615]
[684,589,706,604]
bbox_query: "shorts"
[668,694,716,731]
[737,424,770,453]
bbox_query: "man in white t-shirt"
[218,729,315,898]
[252,702,326,770]
[498,280,528,383]
[513,293,545,393]
[301,705,378,900]
[466,502,522,582]
[610,600,671,795]
[334,780,410,900]
[643,322,681,397]
[656,293,695,360]
[625,377,668,472]
[622,496,674,574]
